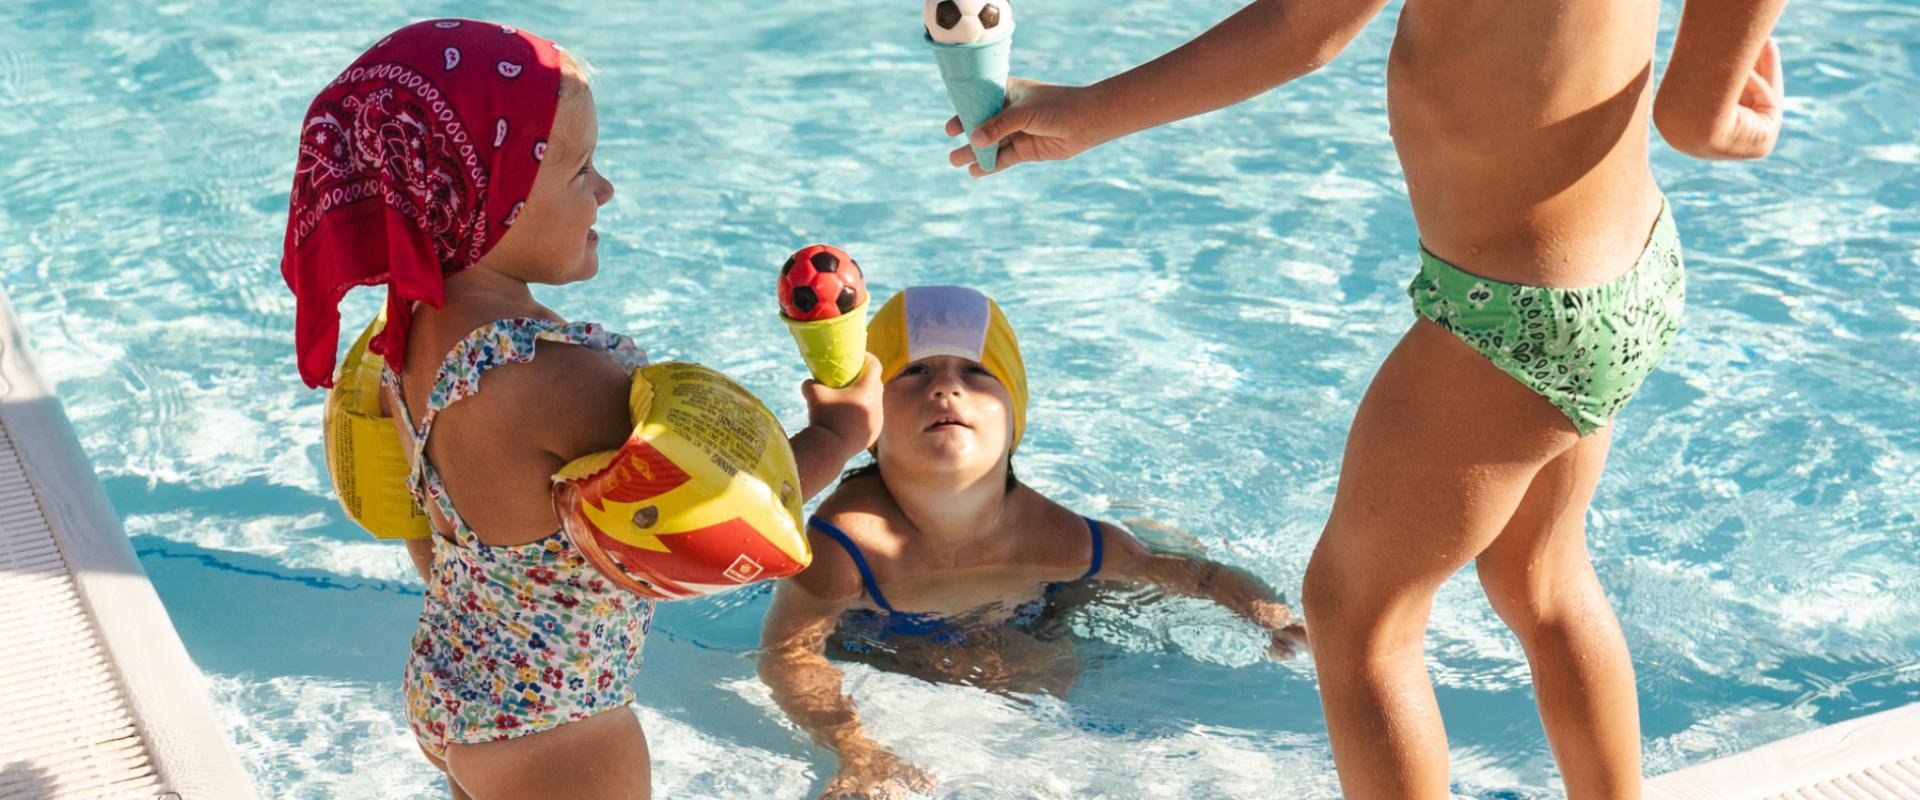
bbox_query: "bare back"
[391,299,633,547]
[1389,0,1667,286]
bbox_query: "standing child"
[280,20,881,798]
[945,0,1787,795]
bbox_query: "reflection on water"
[824,579,1285,701]
[833,612,1085,699]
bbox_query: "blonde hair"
[557,46,594,99]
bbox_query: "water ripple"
[0,0,1914,797]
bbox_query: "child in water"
[947,0,1787,795]
[758,285,1306,798]
[279,20,881,798]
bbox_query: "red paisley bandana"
[281,18,563,388]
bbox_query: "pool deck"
[0,287,254,800]
[1648,700,1920,799]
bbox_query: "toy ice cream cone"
[777,245,870,388]
[784,308,868,388]
[924,0,1014,172]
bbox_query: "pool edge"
[1648,700,1920,798]
[0,285,256,800]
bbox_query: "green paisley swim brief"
[1408,199,1685,436]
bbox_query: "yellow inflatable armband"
[553,362,811,600]
[323,313,431,540]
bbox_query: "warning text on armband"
[330,417,363,515]
[666,372,769,478]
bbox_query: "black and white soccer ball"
[924,0,1013,45]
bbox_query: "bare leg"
[1303,320,1583,799]
[446,706,650,800]
[1476,427,1642,798]
[417,743,474,800]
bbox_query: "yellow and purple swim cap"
[867,285,1028,450]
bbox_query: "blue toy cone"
[927,31,1012,173]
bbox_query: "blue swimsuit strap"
[811,514,1106,608]
[809,516,896,612]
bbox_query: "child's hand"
[1252,600,1308,660]
[819,746,936,800]
[1722,38,1787,158]
[1268,621,1309,661]
[801,354,884,458]
[1701,37,1785,159]
[947,79,1105,177]
[791,354,882,501]
[1657,37,1786,160]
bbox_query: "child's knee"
[1480,580,1547,643]
[1303,544,1434,657]
[1476,563,1607,648]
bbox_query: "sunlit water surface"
[1,0,1915,796]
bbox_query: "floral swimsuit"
[387,318,655,759]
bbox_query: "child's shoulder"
[406,310,596,387]
[815,469,892,517]
[794,516,883,605]
[410,313,632,456]
[812,478,906,555]
[1009,486,1095,535]
[1008,486,1135,570]
[793,476,901,603]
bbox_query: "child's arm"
[1095,523,1308,659]
[949,0,1392,176]
[758,566,935,796]
[1654,0,1789,160]
[405,538,434,583]
[788,354,883,501]
[757,581,865,750]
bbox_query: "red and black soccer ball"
[777,245,867,321]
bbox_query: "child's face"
[481,90,613,284]
[877,355,1014,481]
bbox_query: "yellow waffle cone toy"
[784,304,868,388]
[776,244,870,387]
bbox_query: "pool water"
[2,0,1916,797]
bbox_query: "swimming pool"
[1,0,1915,796]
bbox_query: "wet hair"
[839,454,1018,491]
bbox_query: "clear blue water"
[2,0,1916,797]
